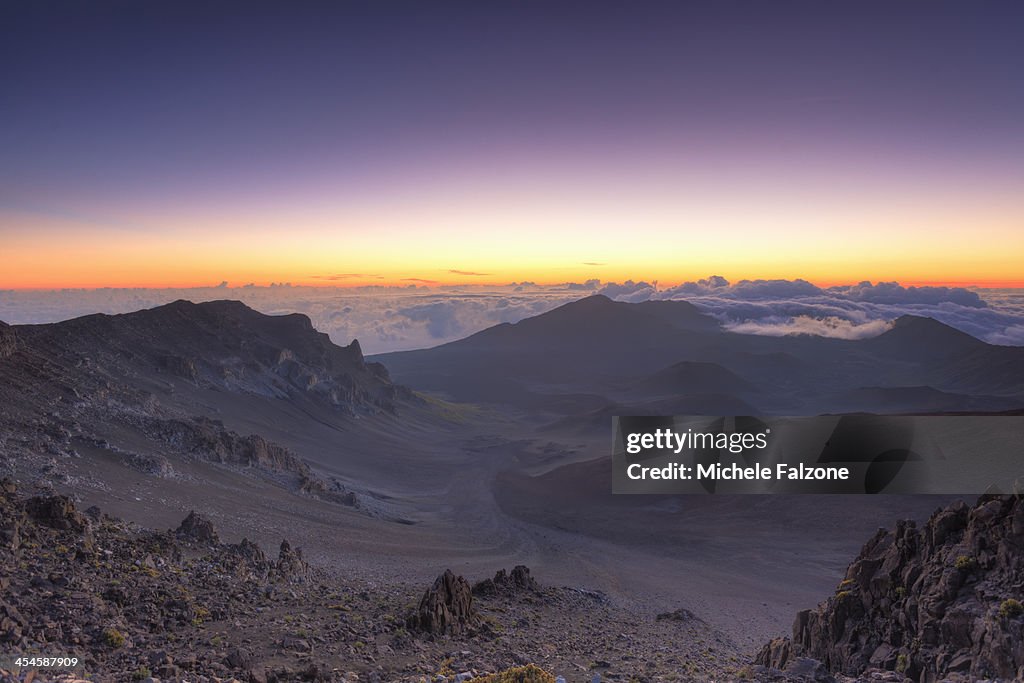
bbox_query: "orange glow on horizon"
[3,186,1022,291]
[4,250,1022,290]
[4,272,1023,291]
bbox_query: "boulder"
[755,637,793,670]
[175,511,220,544]
[276,539,308,580]
[409,569,479,636]
[26,495,89,533]
[472,565,539,597]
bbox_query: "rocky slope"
[0,481,750,683]
[9,300,410,413]
[754,495,1024,682]
[0,300,418,512]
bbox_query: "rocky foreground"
[0,480,745,683]
[753,495,1024,682]
[5,472,1024,683]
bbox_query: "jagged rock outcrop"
[409,569,479,636]
[757,636,794,670]
[147,416,311,475]
[175,510,220,544]
[234,537,267,564]
[756,495,1024,682]
[277,539,309,581]
[473,565,539,597]
[26,494,89,533]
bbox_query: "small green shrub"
[437,657,455,677]
[954,555,977,572]
[102,627,126,648]
[192,604,211,626]
[468,665,557,683]
[895,653,909,673]
[132,666,151,681]
[1000,598,1023,619]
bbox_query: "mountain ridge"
[9,299,408,413]
[373,296,1023,414]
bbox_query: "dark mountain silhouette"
[374,295,728,405]
[374,297,1024,416]
[11,299,408,412]
[863,314,986,360]
[626,299,722,332]
[461,294,718,348]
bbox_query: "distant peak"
[178,299,253,313]
[892,314,941,328]
[868,313,985,359]
[525,294,619,320]
[886,314,979,339]
[151,298,255,317]
[572,294,614,306]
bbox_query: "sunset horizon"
[4,2,1022,294]
[4,275,1024,292]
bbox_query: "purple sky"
[2,2,1023,288]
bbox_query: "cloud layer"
[1,278,1022,353]
[641,277,1024,346]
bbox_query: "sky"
[2,1,1023,289]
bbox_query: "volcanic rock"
[276,539,309,580]
[756,495,1024,681]
[175,510,220,544]
[409,569,479,636]
[26,495,89,533]
[472,565,539,597]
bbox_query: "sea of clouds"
[1,278,1022,354]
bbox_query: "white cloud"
[1,277,1022,353]
[645,277,1020,345]
[726,316,894,340]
